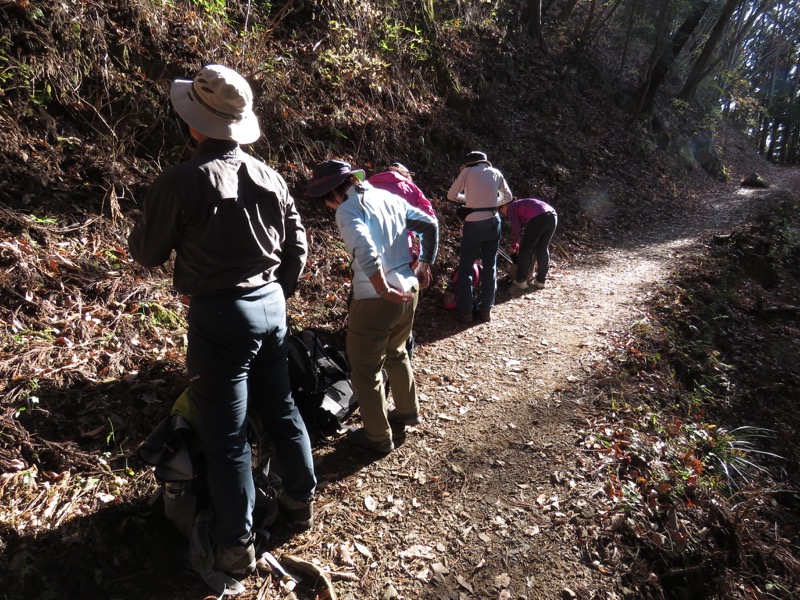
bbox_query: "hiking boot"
[276,488,314,531]
[531,279,546,289]
[214,542,256,578]
[512,279,528,290]
[479,309,492,322]
[390,422,407,444]
[347,427,394,454]
[457,310,473,323]
[387,409,421,426]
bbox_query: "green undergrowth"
[586,191,800,598]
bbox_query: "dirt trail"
[8,173,785,600]
[275,172,798,600]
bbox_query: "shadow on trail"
[0,500,205,600]
[313,436,394,483]
[0,362,196,599]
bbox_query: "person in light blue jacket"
[305,160,438,454]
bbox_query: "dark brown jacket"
[129,139,307,297]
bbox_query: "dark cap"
[305,160,365,198]
[464,151,490,166]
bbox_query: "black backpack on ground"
[287,328,358,441]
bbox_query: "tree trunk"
[526,0,546,47]
[757,114,769,155]
[557,0,580,24]
[778,118,790,164]
[630,0,671,120]
[634,0,711,120]
[612,1,639,84]
[576,0,598,48]
[767,119,780,161]
[678,0,744,103]
[788,121,799,165]
[789,65,800,164]
[585,0,623,51]
[543,0,558,14]
[417,1,463,106]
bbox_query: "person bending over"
[500,197,558,290]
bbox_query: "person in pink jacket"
[368,163,436,218]
[369,163,437,266]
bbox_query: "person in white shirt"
[447,151,512,322]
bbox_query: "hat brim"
[305,169,365,198]
[171,79,261,145]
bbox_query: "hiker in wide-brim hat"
[307,157,439,455]
[129,64,316,584]
[446,150,512,323]
[462,150,491,167]
[304,159,365,198]
[170,64,261,144]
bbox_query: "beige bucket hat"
[170,64,261,144]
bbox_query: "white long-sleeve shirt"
[447,163,513,221]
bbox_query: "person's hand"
[381,287,413,303]
[415,262,432,290]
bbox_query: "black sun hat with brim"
[305,160,365,198]
[464,151,491,166]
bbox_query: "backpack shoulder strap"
[287,332,320,395]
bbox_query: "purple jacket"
[506,198,556,245]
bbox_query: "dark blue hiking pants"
[457,215,501,312]
[186,282,316,547]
